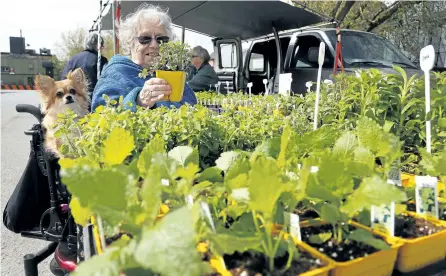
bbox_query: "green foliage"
[150,41,192,72]
[55,67,446,274]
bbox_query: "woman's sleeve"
[181,83,198,105]
[91,69,142,112]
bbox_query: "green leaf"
[137,135,166,177]
[439,118,446,129]
[71,246,121,276]
[134,206,206,276]
[320,203,342,225]
[383,120,394,133]
[277,126,291,168]
[197,167,223,183]
[248,156,284,219]
[103,127,135,166]
[308,232,332,244]
[215,151,240,172]
[253,137,281,160]
[226,173,249,190]
[61,166,129,213]
[231,213,257,232]
[207,232,262,256]
[306,175,337,204]
[140,160,164,226]
[225,154,250,183]
[333,131,357,157]
[341,175,407,217]
[347,229,390,250]
[168,146,199,167]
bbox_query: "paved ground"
[1,90,53,276]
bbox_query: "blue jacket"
[62,49,108,93]
[91,55,197,112]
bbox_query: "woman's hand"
[137,78,172,108]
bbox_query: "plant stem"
[337,225,343,244]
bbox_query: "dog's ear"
[69,68,86,86]
[35,75,54,92]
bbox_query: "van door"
[284,32,335,95]
[214,38,244,93]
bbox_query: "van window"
[325,30,415,67]
[219,43,238,68]
[249,53,264,72]
[292,35,333,69]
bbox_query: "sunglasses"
[136,35,170,45]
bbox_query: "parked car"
[213,28,422,95]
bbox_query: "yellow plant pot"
[300,220,402,276]
[393,211,446,273]
[156,70,186,102]
[297,241,335,276]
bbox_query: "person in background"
[90,4,197,112]
[62,33,108,108]
[187,46,219,92]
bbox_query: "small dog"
[34,68,90,157]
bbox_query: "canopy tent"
[91,0,335,80]
[91,1,328,41]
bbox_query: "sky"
[0,0,214,57]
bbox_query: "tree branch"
[337,1,357,22]
[366,1,421,32]
[331,0,342,18]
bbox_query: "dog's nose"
[65,95,74,104]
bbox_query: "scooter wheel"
[49,257,67,276]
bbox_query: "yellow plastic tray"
[207,233,335,276]
[156,70,186,102]
[298,241,335,276]
[393,211,446,273]
[300,220,402,276]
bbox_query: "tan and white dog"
[34,68,90,157]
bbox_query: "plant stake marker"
[415,176,439,219]
[200,202,216,233]
[419,45,435,153]
[278,73,292,96]
[313,42,325,131]
[284,212,301,241]
[371,203,395,237]
[263,79,269,96]
[247,82,253,98]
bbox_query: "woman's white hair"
[117,3,173,55]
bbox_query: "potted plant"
[391,147,446,273]
[149,40,191,102]
[293,118,407,276]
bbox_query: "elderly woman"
[91,4,197,112]
[187,46,219,92]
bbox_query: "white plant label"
[185,194,194,207]
[313,42,326,131]
[415,175,439,219]
[247,82,253,98]
[371,202,395,236]
[278,73,292,96]
[263,79,269,95]
[420,45,435,154]
[283,212,301,241]
[161,179,170,186]
[200,201,216,233]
